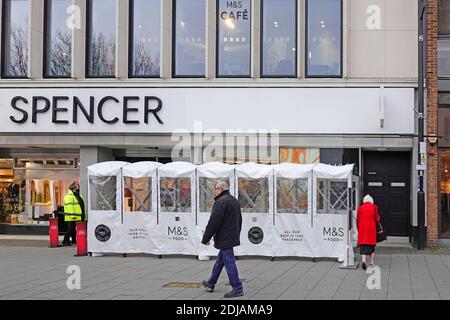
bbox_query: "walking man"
[201,180,244,298]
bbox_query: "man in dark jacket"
[201,180,243,298]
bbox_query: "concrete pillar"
[116,0,129,79]
[251,0,261,79]
[161,0,172,78]
[79,146,113,200]
[72,0,86,79]
[205,0,216,79]
[29,0,44,79]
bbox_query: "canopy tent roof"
[196,162,235,178]
[158,161,196,177]
[87,161,129,176]
[122,161,162,178]
[235,162,273,179]
[274,163,315,179]
[313,163,355,180]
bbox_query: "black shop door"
[363,152,411,237]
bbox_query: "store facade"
[0,0,421,243]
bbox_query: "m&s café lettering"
[9,95,164,125]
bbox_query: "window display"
[277,177,308,214]
[124,177,152,212]
[160,177,192,212]
[0,158,79,224]
[238,177,270,213]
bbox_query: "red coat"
[357,202,381,246]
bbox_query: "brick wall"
[427,0,439,246]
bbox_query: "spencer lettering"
[9,95,164,125]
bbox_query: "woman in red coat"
[357,195,383,270]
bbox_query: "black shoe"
[362,262,367,270]
[224,289,244,298]
[202,281,214,292]
[62,242,71,247]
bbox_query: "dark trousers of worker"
[63,221,77,245]
[206,248,243,292]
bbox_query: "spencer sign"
[9,95,164,125]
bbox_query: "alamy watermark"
[66,265,81,290]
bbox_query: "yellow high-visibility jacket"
[63,190,85,222]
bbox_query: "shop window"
[129,0,161,77]
[198,177,230,212]
[43,0,72,78]
[439,39,450,78]
[277,177,308,214]
[305,0,342,77]
[217,0,251,77]
[159,177,192,212]
[440,151,450,237]
[316,179,348,214]
[86,0,116,77]
[123,177,152,212]
[1,0,29,78]
[173,0,206,77]
[261,0,297,77]
[238,177,269,213]
[89,175,117,211]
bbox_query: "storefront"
[0,86,418,239]
[0,155,79,230]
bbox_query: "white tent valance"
[122,161,162,178]
[313,163,354,180]
[274,163,314,179]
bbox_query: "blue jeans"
[206,248,243,292]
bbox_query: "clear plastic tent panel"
[124,177,152,213]
[316,179,349,214]
[277,178,308,214]
[199,177,231,213]
[238,177,270,213]
[160,177,192,213]
[89,175,117,211]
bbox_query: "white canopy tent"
[157,162,198,255]
[121,162,162,254]
[273,163,314,257]
[234,163,274,257]
[312,164,356,267]
[196,162,236,257]
[87,161,129,254]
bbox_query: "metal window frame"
[1,0,29,79]
[304,0,343,78]
[42,0,72,79]
[215,0,252,78]
[85,0,116,79]
[128,0,162,78]
[172,0,206,78]
[260,0,298,78]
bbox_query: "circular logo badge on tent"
[95,225,111,242]
[248,227,264,244]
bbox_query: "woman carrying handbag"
[357,195,382,270]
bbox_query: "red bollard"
[75,221,88,257]
[49,217,59,248]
